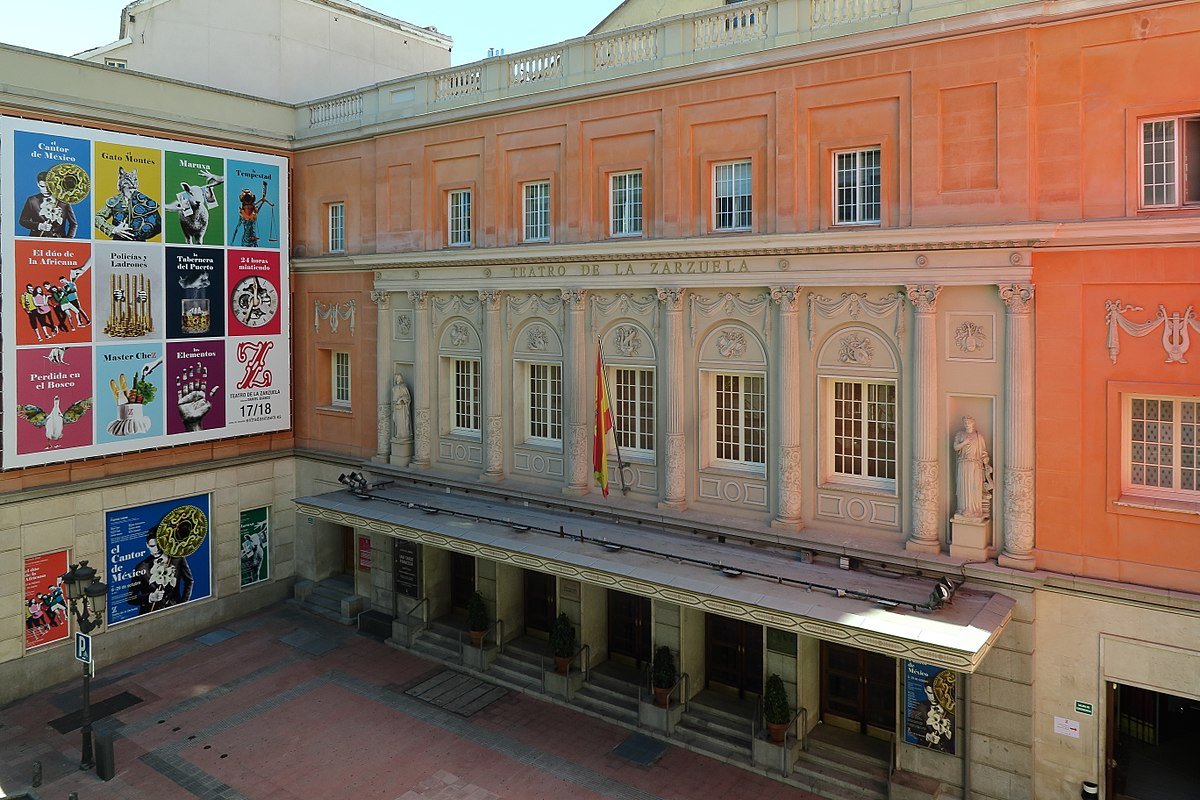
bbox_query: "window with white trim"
[825,378,896,488]
[328,202,345,253]
[713,160,752,231]
[613,367,655,455]
[523,181,551,242]
[1141,116,1200,208]
[526,362,562,443]
[105,58,127,69]
[1126,396,1199,499]
[835,147,881,224]
[452,358,481,433]
[333,351,351,407]
[448,189,472,246]
[610,171,643,237]
[713,372,765,466]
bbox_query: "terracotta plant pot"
[653,686,671,708]
[554,655,571,674]
[766,721,788,744]
[469,629,485,649]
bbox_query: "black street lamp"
[60,560,108,771]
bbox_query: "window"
[448,190,472,246]
[1141,117,1200,207]
[523,181,551,242]
[714,373,765,466]
[527,362,562,442]
[610,171,643,237]
[333,351,351,407]
[835,148,881,224]
[1127,396,1199,499]
[827,379,896,487]
[104,58,127,69]
[713,161,752,231]
[452,358,481,433]
[328,202,345,253]
[613,367,655,454]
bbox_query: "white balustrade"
[309,93,364,127]
[434,67,482,101]
[811,0,901,29]
[694,3,770,50]
[509,48,565,86]
[593,28,659,70]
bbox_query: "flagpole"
[598,337,631,496]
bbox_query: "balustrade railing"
[434,66,482,101]
[811,0,902,29]
[309,93,363,127]
[509,48,564,87]
[694,3,770,50]
[593,27,659,70]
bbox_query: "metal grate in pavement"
[405,670,507,717]
[195,627,238,646]
[48,691,143,734]
[611,733,669,766]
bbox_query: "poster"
[1,116,290,469]
[903,661,957,754]
[239,506,270,587]
[105,494,212,626]
[24,550,70,650]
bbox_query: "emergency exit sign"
[1075,701,1093,716]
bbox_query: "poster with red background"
[24,550,70,650]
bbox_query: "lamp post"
[60,560,108,771]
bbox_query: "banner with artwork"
[24,550,70,650]
[105,494,212,626]
[903,660,957,754]
[239,506,270,587]
[1,116,289,468]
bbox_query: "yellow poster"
[92,142,163,243]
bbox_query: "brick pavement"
[0,604,822,800]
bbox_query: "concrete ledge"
[638,698,683,733]
[544,668,584,699]
[890,768,953,800]
[752,735,802,776]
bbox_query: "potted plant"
[550,612,576,674]
[466,590,488,648]
[763,673,791,744]
[651,645,676,707]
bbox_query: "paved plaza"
[0,605,821,800]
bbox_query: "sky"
[0,0,619,67]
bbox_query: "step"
[787,759,888,800]
[803,738,890,784]
[572,689,638,726]
[303,593,343,613]
[410,635,461,664]
[682,702,755,740]
[670,724,752,762]
[575,678,639,710]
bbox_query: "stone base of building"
[950,516,995,561]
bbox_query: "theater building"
[3,2,1199,799]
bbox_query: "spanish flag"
[593,350,614,497]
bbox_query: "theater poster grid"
[0,116,290,469]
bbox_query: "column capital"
[656,287,686,311]
[905,284,941,314]
[561,288,587,309]
[999,283,1035,314]
[407,289,429,309]
[770,285,805,311]
[479,289,502,311]
[370,289,389,308]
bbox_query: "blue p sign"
[75,632,92,664]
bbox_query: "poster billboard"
[903,660,957,754]
[24,550,70,650]
[105,494,212,626]
[1,116,290,468]
[239,506,270,587]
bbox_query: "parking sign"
[75,632,92,664]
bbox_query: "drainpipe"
[962,672,971,799]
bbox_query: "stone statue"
[953,416,990,519]
[391,371,412,441]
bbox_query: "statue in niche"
[953,416,991,520]
[391,371,412,441]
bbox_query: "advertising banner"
[239,506,270,587]
[23,550,70,650]
[1,117,290,468]
[105,494,212,626]
[903,660,957,754]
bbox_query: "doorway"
[1106,682,1200,799]
[340,527,355,575]
[705,614,763,698]
[607,590,651,667]
[523,570,555,635]
[449,552,475,612]
[820,642,896,738]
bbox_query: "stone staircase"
[571,664,641,726]
[292,575,364,624]
[674,695,755,762]
[790,723,890,800]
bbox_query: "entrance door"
[449,553,475,612]
[705,614,763,698]
[523,570,555,635]
[1106,682,1200,799]
[607,591,651,667]
[340,527,355,575]
[821,642,896,738]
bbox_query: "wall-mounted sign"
[358,535,372,572]
[903,661,957,754]
[1075,701,1093,716]
[23,549,70,650]
[393,539,419,598]
[1,116,290,469]
[239,506,270,587]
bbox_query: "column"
[563,288,590,495]
[372,289,392,463]
[409,290,432,469]
[657,288,687,510]
[999,284,1036,570]
[480,290,505,480]
[771,286,804,530]
[905,284,942,554]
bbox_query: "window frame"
[707,370,766,470]
[451,357,482,435]
[448,189,472,247]
[328,201,345,253]
[524,361,562,445]
[1122,393,1200,503]
[332,351,351,408]
[712,160,753,232]
[522,180,551,243]
[609,170,644,238]
[820,376,898,493]
[1139,115,1200,209]
[833,147,882,226]
[611,365,656,459]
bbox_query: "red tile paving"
[0,604,823,800]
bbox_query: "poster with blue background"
[11,130,91,239]
[106,494,211,625]
[903,660,957,754]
